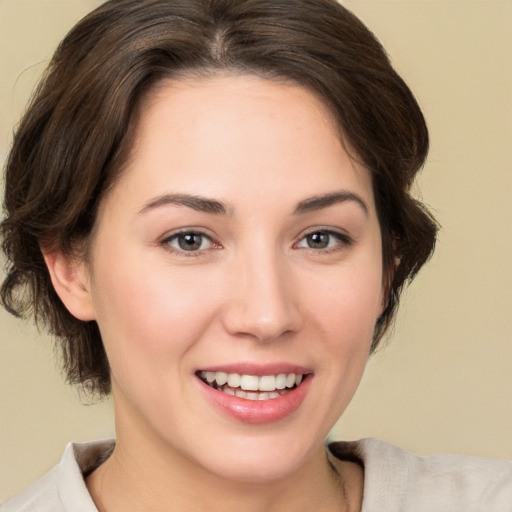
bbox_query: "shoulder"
[2,439,114,512]
[330,437,512,512]
[1,466,61,512]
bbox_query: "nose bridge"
[223,240,301,342]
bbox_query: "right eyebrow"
[138,193,230,215]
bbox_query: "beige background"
[1,0,511,502]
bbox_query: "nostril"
[221,308,301,343]
[220,259,303,341]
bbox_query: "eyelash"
[160,230,220,257]
[160,228,352,256]
[294,229,352,253]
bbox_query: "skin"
[46,74,385,511]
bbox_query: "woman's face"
[83,75,384,482]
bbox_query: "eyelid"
[160,228,222,255]
[158,226,352,255]
[294,227,353,251]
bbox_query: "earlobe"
[42,250,96,321]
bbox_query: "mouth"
[197,371,304,401]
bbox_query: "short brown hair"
[1,0,437,396]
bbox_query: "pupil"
[179,234,201,251]
[308,232,329,248]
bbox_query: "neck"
[86,433,362,512]
[86,391,363,512]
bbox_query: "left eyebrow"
[294,191,369,216]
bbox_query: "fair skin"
[46,74,385,511]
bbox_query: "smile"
[198,371,304,401]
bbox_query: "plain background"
[0,0,511,502]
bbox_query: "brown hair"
[1,0,437,396]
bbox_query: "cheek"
[89,253,221,374]
[309,262,383,338]
[290,262,382,435]
[302,259,382,390]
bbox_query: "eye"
[162,231,216,253]
[296,230,350,251]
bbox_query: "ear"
[43,249,96,321]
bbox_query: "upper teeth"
[200,371,303,391]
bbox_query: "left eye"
[296,231,347,250]
[164,232,214,252]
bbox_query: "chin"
[204,453,307,483]
[186,429,323,484]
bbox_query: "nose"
[221,249,302,343]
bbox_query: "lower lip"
[197,376,312,424]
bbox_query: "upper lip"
[196,362,312,376]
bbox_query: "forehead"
[106,74,375,217]
[138,73,340,151]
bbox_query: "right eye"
[162,231,217,254]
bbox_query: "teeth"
[286,373,296,388]
[259,375,276,391]
[215,372,228,386]
[200,371,305,392]
[227,373,241,388]
[235,389,247,399]
[240,374,259,391]
[275,374,287,389]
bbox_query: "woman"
[1,0,511,510]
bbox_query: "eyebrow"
[294,191,369,216]
[138,190,368,217]
[138,193,229,215]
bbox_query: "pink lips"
[196,364,313,424]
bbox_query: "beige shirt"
[3,438,512,511]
